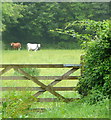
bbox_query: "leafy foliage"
[76,20,111,103]
[2,3,25,31]
[2,2,109,48]
[53,19,110,44]
[2,91,37,118]
[53,18,111,103]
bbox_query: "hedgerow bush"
[53,19,111,103]
[77,19,111,103]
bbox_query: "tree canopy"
[2,2,110,49]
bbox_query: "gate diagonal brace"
[0,66,12,76]
[13,66,69,102]
[34,67,79,99]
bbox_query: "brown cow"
[11,42,21,50]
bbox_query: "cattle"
[10,42,21,50]
[27,43,41,51]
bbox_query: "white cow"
[27,43,41,51]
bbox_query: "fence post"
[80,55,84,76]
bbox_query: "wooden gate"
[0,63,82,102]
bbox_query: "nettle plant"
[54,19,111,103]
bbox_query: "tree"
[2,3,24,32]
[2,2,109,48]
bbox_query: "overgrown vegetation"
[2,91,34,118]
[77,20,111,103]
[1,91,109,118]
[77,38,111,103]
[54,19,111,104]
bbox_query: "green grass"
[1,91,109,118]
[32,98,109,118]
[2,49,82,64]
[1,49,109,118]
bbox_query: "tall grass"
[1,49,109,118]
[2,91,109,118]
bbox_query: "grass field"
[2,49,82,64]
[1,49,109,118]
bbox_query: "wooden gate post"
[80,55,84,76]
